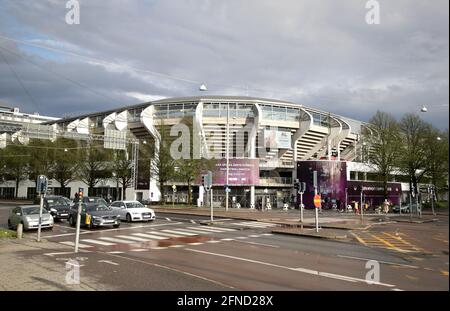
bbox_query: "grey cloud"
[0,0,447,128]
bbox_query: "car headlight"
[50,208,57,213]
[92,216,100,220]
[25,217,32,222]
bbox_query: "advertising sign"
[198,159,260,186]
[264,129,292,149]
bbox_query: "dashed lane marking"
[185,248,396,288]
[81,239,115,246]
[59,241,93,248]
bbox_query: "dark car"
[34,195,71,221]
[82,196,109,206]
[68,203,120,229]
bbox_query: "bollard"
[17,223,23,239]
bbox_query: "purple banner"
[198,159,260,186]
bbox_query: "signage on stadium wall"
[264,128,292,149]
[198,159,260,186]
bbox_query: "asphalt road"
[1,202,448,291]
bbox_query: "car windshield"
[126,202,145,209]
[86,205,112,212]
[47,198,68,207]
[22,207,46,215]
[87,198,107,205]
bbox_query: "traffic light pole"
[299,191,304,223]
[210,188,213,222]
[37,193,44,242]
[74,198,82,253]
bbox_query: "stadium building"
[1,96,420,208]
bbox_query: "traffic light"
[201,175,206,187]
[294,179,300,190]
[300,182,306,193]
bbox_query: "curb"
[271,230,350,241]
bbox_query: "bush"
[0,228,17,239]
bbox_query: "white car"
[110,200,156,222]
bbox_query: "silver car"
[8,205,54,231]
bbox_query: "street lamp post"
[225,104,230,212]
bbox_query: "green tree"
[77,143,113,195]
[150,121,176,204]
[27,139,55,186]
[424,128,449,200]
[51,138,80,193]
[363,111,401,201]
[398,114,430,196]
[173,117,216,205]
[111,149,134,200]
[2,143,30,198]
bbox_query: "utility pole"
[74,188,83,253]
[36,175,48,242]
[225,104,230,212]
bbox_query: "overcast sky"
[0,0,448,128]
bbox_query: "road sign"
[313,194,321,208]
[36,175,48,194]
[225,187,231,193]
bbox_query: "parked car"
[8,205,54,231]
[82,196,109,206]
[392,205,410,213]
[34,195,71,221]
[68,203,120,229]
[110,200,156,222]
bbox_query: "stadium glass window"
[261,105,273,120]
[273,106,287,120]
[286,108,299,121]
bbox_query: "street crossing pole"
[74,188,83,253]
[313,171,319,233]
[37,193,44,242]
[36,175,48,242]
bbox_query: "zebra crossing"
[230,221,278,229]
[57,225,250,250]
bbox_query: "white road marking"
[107,251,124,254]
[162,229,197,236]
[185,249,396,288]
[44,222,183,238]
[43,252,66,257]
[130,249,148,252]
[204,226,236,232]
[233,222,277,228]
[221,238,235,241]
[337,255,420,269]
[135,232,168,240]
[168,244,185,248]
[188,242,204,245]
[187,226,229,233]
[150,246,168,250]
[170,228,209,235]
[206,240,222,243]
[392,288,404,291]
[99,237,138,244]
[115,235,150,242]
[82,239,116,246]
[236,236,248,239]
[146,231,179,238]
[261,233,273,236]
[98,260,119,266]
[233,240,280,248]
[59,241,93,248]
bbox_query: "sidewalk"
[271,226,351,241]
[0,237,113,291]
